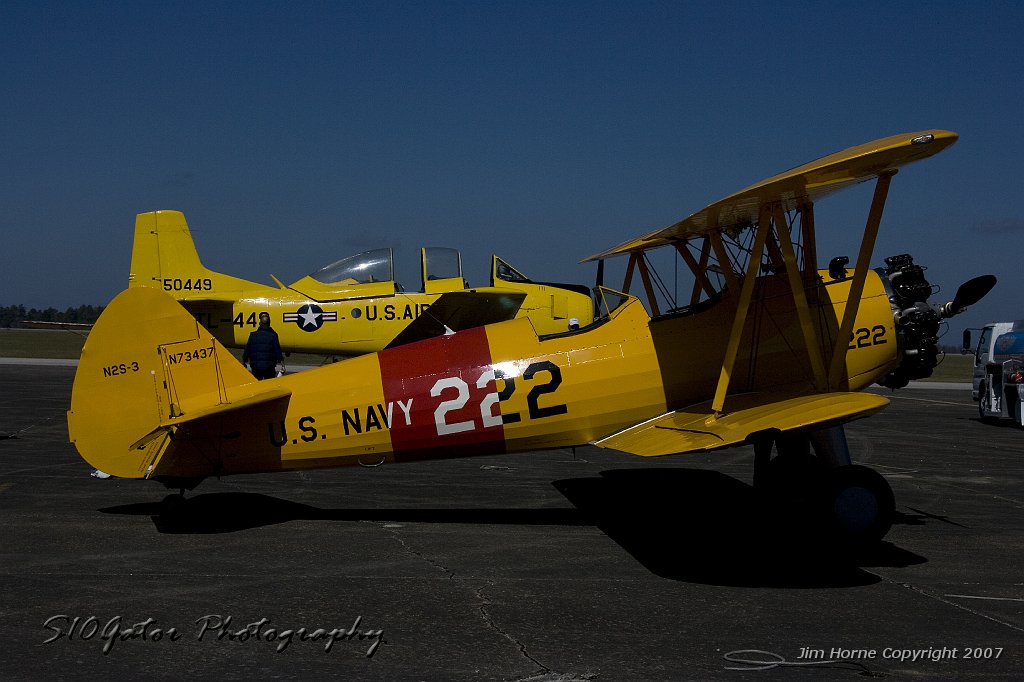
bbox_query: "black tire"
[819,465,895,545]
[978,381,998,423]
[1011,394,1024,428]
[160,493,187,516]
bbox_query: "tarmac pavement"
[0,364,1020,680]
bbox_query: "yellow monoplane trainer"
[70,130,994,544]
[128,211,594,355]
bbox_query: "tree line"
[0,304,104,328]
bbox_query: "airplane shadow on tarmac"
[552,468,927,588]
[100,467,926,588]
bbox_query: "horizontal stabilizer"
[593,391,889,457]
[385,291,526,348]
[131,386,291,478]
[17,320,94,331]
[130,387,292,450]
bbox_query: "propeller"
[939,274,997,318]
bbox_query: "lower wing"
[592,391,889,456]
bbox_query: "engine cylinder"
[878,254,940,389]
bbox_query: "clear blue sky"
[2,1,1021,337]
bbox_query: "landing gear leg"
[156,477,203,515]
[754,426,895,544]
[809,426,852,467]
[760,433,823,494]
[752,437,773,490]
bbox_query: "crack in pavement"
[376,522,456,580]
[885,578,1024,634]
[474,580,554,678]
[378,523,596,680]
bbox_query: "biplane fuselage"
[70,130,983,543]
[68,268,896,482]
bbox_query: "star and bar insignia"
[283,303,338,332]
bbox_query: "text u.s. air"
[68,130,996,544]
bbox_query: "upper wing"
[592,391,888,457]
[384,291,526,349]
[583,130,957,262]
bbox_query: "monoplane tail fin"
[128,210,260,299]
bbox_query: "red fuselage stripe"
[379,327,506,460]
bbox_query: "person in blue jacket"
[242,312,284,379]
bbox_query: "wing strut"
[711,208,771,415]
[636,256,661,316]
[773,204,827,391]
[675,238,716,305]
[800,202,817,281]
[826,172,894,389]
[622,253,639,294]
[709,230,739,291]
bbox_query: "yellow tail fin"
[67,287,282,479]
[128,210,259,298]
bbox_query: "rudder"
[67,287,258,479]
[128,210,256,298]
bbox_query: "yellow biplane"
[128,210,594,355]
[69,130,994,544]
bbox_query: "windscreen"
[423,247,462,281]
[309,248,393,284]
[494,257,530,283]
[596,286,631,319]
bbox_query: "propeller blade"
[951,275,997,311]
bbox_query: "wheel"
[819,465,895,545]
[978,381,998,423]
[160,493,187,516]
